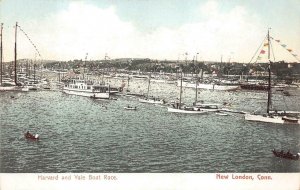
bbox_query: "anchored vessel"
[244,29,300,125]
[168,71,209,114]
[139,73,165,104]
[124,106,137,110]
[63,79,110,99]
[0,22,29,91]
[178,80,239,91]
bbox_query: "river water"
[0,78,299,173]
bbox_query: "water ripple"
[1,83,300,173]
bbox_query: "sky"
[0,0,300,62]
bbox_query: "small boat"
[283,91,291,96]
[24,132,39,140]
[124,106,137,110]
[272,149,299,160]
[215,112,228,116]
[139,97,165,104]
[42,84,51,90]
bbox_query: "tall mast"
[83,53,88,80]
[179,70,183,109]
[146,73,151,99]
[195,72,198,105]
[127,75,130,91]
[0,23,3,85]
[267,28,272,114]
[193,54,198,105]
[33,63,36,83]
[58,62,60,82]
[14,22,18,85]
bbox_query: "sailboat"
[0,22,28,91]
[244,29,300,125]
[138,73,165,104]
[192,70,221,112]
[26,62,39,90]
[167,71,209,114]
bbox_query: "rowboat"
[124,106,137,110]
[272,149,299,160]
[24,132,39,140]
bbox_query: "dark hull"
[24,133,39,140]
[272,150,299,160]
[241,84,269,91]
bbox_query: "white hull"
[27,85,38,91]
[245,113,300,125]
[21,87,29,91]
[193,103,220,112]
[178,81,239,91]
[139,98,165,104]
[221,108,247,114]
[216,113,228,116]
[201,108,219,112]
[124,107,137,110]
[269,110,300,115]
[0,86,29,91]
[108,90,119,95]
[63,88,109,99]
[0,86,17,91]
[152,79,176,84]
[167,107,209,114]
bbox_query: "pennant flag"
[275,40,280,43]
[281,44,287,48]
[287,49,292,52]
[260,50,266,54]
[263,43,268,46]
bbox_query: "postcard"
[0,0,299,189]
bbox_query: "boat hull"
[124,107,137,110]
[193,104,220,112]
[167,107,209,114]
[139,98,165,104]
[24,133,39,140]
[216,113,228,116]
[63,88,110,99]
[272,150,299,160]
[0,86,29,91]
[0,86,16,91]
[27,85,38,91]
[245,114,300,125]
[178,81,239,91]
[241,84,269,91]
